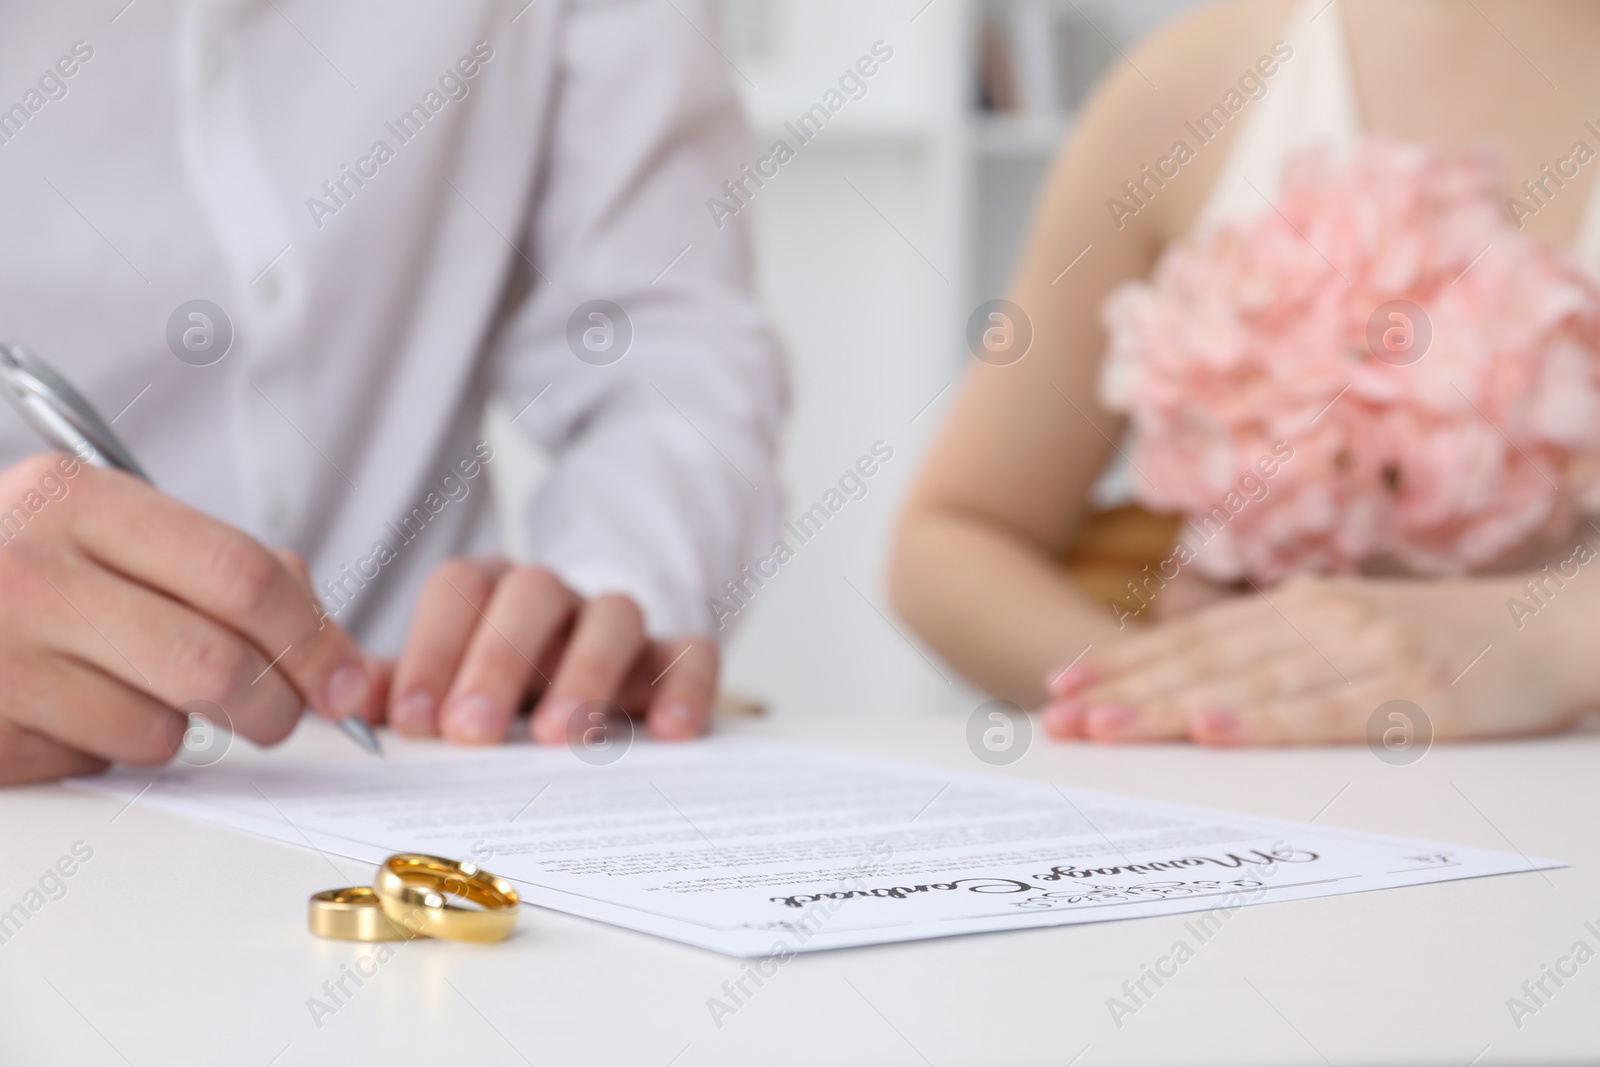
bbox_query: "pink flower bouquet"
[1100,136,1600,581]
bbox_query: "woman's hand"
[1040,573,1598,744]
[384,558,717,746]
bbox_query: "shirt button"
[258,272,282,305]
[266,499,291,534]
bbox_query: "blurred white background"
[493,0,1202,720]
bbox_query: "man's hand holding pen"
[0,457,381,783]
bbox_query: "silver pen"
[0,340,382,756]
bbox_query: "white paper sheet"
[68,738,1561,957]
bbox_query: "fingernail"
[325,663,370,718]
[1047,663,1096,694]
[1043,700,1087,736]
[444,693,503,743]
[391,691,437,735]
[1087,704,1137,736]
[655,700,697,738]
[533,696,581,745]
[1193,709,1238,742]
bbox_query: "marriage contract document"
[71,737,1559,957]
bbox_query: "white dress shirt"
[0,0,786,652]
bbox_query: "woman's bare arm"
[890,1,1292,704]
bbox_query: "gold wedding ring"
[371,853,520,943]
[308,886,417,942]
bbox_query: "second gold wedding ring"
[372,853,520,943]
[308,886,416,941]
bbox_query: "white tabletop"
[0,711,1594,1066]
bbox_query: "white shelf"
[747,117,935,150]
[970,113,1069,157]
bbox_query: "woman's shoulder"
[1071,0,1301,243]
[1132,0,1297,63]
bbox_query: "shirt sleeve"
[486,0,787,640]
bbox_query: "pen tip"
[337,715,383,756]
